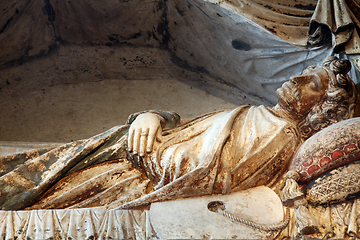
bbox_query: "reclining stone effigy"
[0,57,358,239]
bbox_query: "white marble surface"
[0,186,285,239]
[149,186,284,239]
[0,208,148,240]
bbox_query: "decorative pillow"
[289,117,360,183]
[304,161,360,204]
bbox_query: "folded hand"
[127,113,163,156]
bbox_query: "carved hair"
[298,56,357,141]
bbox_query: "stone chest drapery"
[0,106,299,211]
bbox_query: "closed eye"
[309,75,322,91]
[309,81,317,90]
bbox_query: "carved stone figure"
[0,56,356,214]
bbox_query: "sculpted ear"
[349,104,355,118]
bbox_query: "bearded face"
[276,66,330,121]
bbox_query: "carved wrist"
[154,114,166,128]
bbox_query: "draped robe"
[0,106,300,210]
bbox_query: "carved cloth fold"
[205,0,360,70]
[0,107,244,210]
[0,106,299,211]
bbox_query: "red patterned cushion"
[289,117,360,183]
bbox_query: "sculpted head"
[276,56,357,140]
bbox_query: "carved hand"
[127,113,163,156]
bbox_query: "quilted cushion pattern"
[304,161,360,204]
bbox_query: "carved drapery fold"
[204,0,360,70]
[310,0,360,54]
[306,199,360,238]
[204,0,316,45]
[0,209,147,240]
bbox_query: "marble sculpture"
[0,56,358,239]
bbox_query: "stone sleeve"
[125,110,181,130]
